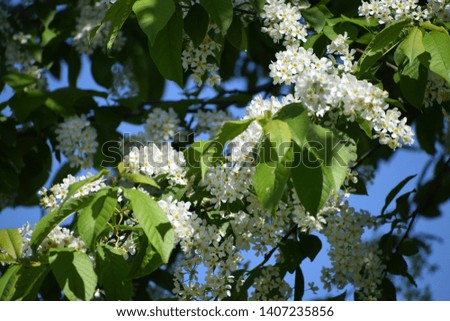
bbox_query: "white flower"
[55,114,99,168]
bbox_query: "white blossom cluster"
[111,62,138,98]
[195,109,234,137]
[268,45,414,149]
[327,33,357,73]
[358,0,429,24]
[55,114,99,168]
[427,0,450,21]
[182,26,222,87]
[202,165,254,208]
[320,201,385,300]
[39,173,106,212]
[158,197,242,300]
[230,195,291,255]
[424,72,450,108]
[4,32,47,90]
[19,223,86,258]
[359,0,450,24]
[291,190,328,233]
[73,0,125,54]
[249,265,292,300]
[124,143,188,186]
[144,108,181,143]
[260,0,310,46]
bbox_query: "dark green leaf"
[299,233,322,262]
[4,72,37,90]
[11,264,49,300]
[200,0,233,35]
[0,265,21,300]
[94,0,136,53]
[97,245,132,300]
[380,278,397,300]
[130,234,164,279]
[381,175,416,215]
[387,253,408,275]
[227,15,248,50]
[294,267,305,301]
[148,7,183,87]
[184,4,209,47]
[399,239,419,257]
[133,0,175,46]
[123,188,174,263]
[49,249,97,301]
[8,90,47,121]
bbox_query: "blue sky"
[1,57,449,300]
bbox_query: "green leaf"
[93,0,136,53]
[148,7,183,87]
[358,19,410,75]
[49,249,97,301]
[97,245,132,300]
[8,90,47,121]
[123,188,173,263]
[184,140,224,181]
[416,107,442,154]
[31,193,97,249]
[121,173,160,188]
[45,88,108,116]
[387,253,408,275]
[381,175,416,215]
[4,72,38,90]
[396,57,428,109]
[77,188,118,249]
[399,239,419,257]
[301,7,326,33]
[254,159,291,213]
[66,170,109,202]
[422,31,450,85]
[0,265,21,300]
[294,267,305,301]
[380,278,397,300]
[0,229,23,261]
[184,4,209,47]
[227,15,248,51]
[276,103,356,214]
[11,264,49,300]
[213,118,254,145]
[254,120,293,212]
[133,0,175,46]
[399,27,425,63]
[130,234,164,279]
[200,0,233,34]
[299,233,322,262]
